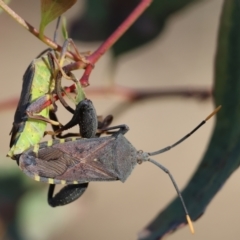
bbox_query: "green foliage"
[0,166,41,240]
[139,0,240,239]
[39,0,76,39]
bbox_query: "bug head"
[136,150,149,164]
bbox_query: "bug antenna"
[148,158,194,234]
[53,16,61,43]
[148,105,221,156]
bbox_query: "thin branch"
[0,86,212,112]
[0,98,18,111]
[85,85,212,101]
[64,0,153,86]
[0,0,154,105]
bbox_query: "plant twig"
[85,85,212,101]
[0,86,212,112]
[0,0,153,105]
[66,0,153,86]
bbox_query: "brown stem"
[85,85,212,101]
[0,86,212,112]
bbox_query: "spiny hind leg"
[48,183,89,207]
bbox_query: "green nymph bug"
[7,36,86,161]
[7,17,98,205]
[18,105,221,233]
[7,49,62,160]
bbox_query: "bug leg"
[46,99,98,138]
[59,38,90,65]
[26,112,62,126]
[47,111,80,138]
[100,124,129,136]
[50,38,87,111]
[44,110,73,138]
[45,100,85,137]
[48,183,89,207]
[46,51,58,112]
[46,113,113,139]
[96,115,114,137]
[26,95,62,126]
[46,52,75,115]
[97,115,113,130]
[50,94,58,113]
[26,113,61,126]
[55,71,76,114]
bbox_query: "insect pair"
[7,32,221,234]
[18,97,221,234]
[7,38,112,206]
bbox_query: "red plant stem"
[45,0,153,104]
[73,0,152,89]
[79,65,93,86]
[77,0,153,87]
[1,0,152,107]
[63,0,153,88]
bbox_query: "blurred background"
[1,0,239,239]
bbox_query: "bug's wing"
[9,63,35,148]
[19,137,119,183]
[19,147,67,179]
[9,122,23,148]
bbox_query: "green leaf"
[138,1,240,239]
[69,0,200,57]
[39,0,76,39]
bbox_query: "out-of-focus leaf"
[0,0,11,14]
[138,1,240,239]
[39,0,76,39]
[0,166,38,240]
[69,0,200,57]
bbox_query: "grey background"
[1,0,238,239]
